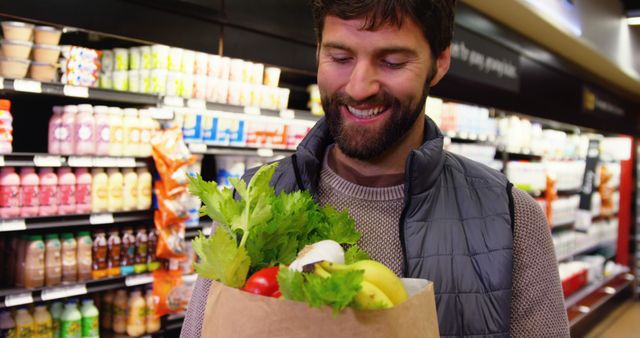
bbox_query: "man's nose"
[344,61,380,102]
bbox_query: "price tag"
[279,109,295,119]
[0,77,4,90]
[63,85,89,98]
[150,108,174,120]
[89,213,114,225]
[93,157,117,167]
[4,292,33,307]
[41,284,87,301]
[257,148,274,158]
[125,274,154,287]
[0,155,4,166]
[203,225,212,236]
[13,79,42,93]
[188,143,207,153]
[163,96,185,107]
[68,156,93,167]
[182,274,197,283]
[244,106,261,115]
[577,305,591,314]
[187,99,206,109]
[602,286,616,295]
[33,155,63,167]
[0,219,27,232]
[117,158,136,167]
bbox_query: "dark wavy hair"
[310,0,457,58]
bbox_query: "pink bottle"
[0,167,21,218]
[75,104,96,155]
[60,105,78,155]
[94,105,111,156]
[57,167,76,215]
[19,168,39,217]
[75,168,92,214]
[48,106,64,154]
[38,168,58,216]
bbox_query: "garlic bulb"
[288,240,345,272]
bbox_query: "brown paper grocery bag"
[200,278,439,338]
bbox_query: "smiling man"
[182,1,569,337]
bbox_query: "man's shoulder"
[241,156,297,192]
[511,187,547,227]
[443,150,507,185]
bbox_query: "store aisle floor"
[583,299,640,337]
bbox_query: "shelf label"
[182,274,197,283]
[33,155,63,167]
[187,99,206,109]
[0,77,4,90]
[0,155,4,166]
[602,286,616,295]
[151,108,174,120]
[125,274,154,287]
[188,143,207,153]
[4,292,33,307]
[13,80,42,93]
[117,158,136,167]
[0,219,27,232]
[68,156,93,167]
[244,106,261,116]
[163,96,185,107]
[279,109,295,119]
[257,148,274,158]
[576,305,590,314]
[41,284,87,301]
[63,85,89,98]
[93,157,118,167]
[90,213,114,225]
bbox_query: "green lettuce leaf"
[191,230,250,288]
[344,246,371,264]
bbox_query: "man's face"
[317,15,442,160]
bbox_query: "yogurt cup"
[227,81,242,105]
[168,47,183,71]
[206,77,218,102]
[241,61,253,83]
[33,44,61,63]
[113,70,129,91]
[166,71,183,97]
[1,21,34,41]
[99,72,113,89]
[229,58,244,83]
[181,50,195,74]
[128,70,140,92]
[181,74,194,98]
[151,44,169,70]
[193,74,207,99]
[215,80,229,104]
[129,47,141,70]
[263,67,281,87]
[251,63,264,85]
[29,61,58,82]
[1,39,33,59]
[34,26,62,45]
[0,57,30,78]
[195,52,208,76]
[139,70,151,93]
[207,54,221,78]
[150,69,168,94]
[101,50,115,73]
[277,88,291,110]
[219,57,231,81]
[140,46,152,69]
[239,83,253,106]
[113,48,129,71]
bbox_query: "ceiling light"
[626,17,640,25]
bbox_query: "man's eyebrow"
[321,42,353,52]
[321,42,418,58]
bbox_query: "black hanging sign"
[575,138,600,232]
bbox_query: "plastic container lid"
[1,39,33,47]
[77,104,93,114]
[77,231,91,237]
[93,105,109,114]
[45,233,59,240]
[2,21,34,28]
[28,234,43,241]
[123,108,138,116]
[63,105,78,114]
[33,44,61,50]
[108,107,123,116]
[35,25,60,32]
[52,105,63,114]
[61,233,74,239]
[0,99,10,111]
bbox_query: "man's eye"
[383,60,407,69]
[331,56,351,64]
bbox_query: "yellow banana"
[320,260,409,306]
[353,280,394,310]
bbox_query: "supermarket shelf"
[0,210,153,233]
[444,130,496,143]
[0,153,149,168]
[564,267,630,309]
[557,239,617,262]
[187,142,295,157]
[496,148,544,161]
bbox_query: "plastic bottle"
[49,302,63,338]
[33,304,53,338]
[93,105,110,156]
[14,235,27,287]
[19,167,40,217]
[61,233,77,284]
[0,310,16,338]
[14,307,34,338]
[122,108,140,157]
[146,228,160,272]
[108,107,124,157]
[136,168,152,210]
[74,104,96,155]
[24,234,46,288]
[107,169,123,212]
[133,228,148,274]
[48,106,64,154]
[57,168,76,215]
[122,168,138,211]
[112,290,128,334]
[137,109,154,157]
[60,105,78,156]
[0,167,21,218]
[74,168,91,214]
[89,169,108,213]
[0,99,13,154]
[107,230,122,277]
[76,232,92,282]
[80,299,99,338]
[38,168,58,216]
[120,228,136,276]
[100,291,114,330]
[145,287,160,333]
[126,289,146,337]
[91,230,108,280]
[60,301,81,338]
[45,234,62,287]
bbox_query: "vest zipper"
[398,152,414,277]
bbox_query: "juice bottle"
[0,167,21,218]
[133,228,148,274]
[45,234,62,287]
[93,105,110,156]
[107,169,123,212]
[107,230,122,277]
[122,108,140,157]
[60,301,81,338]
[76,232,92,282]
[108,107,124,157]
[89,169,108,213]
[146,228,160,272]
[112,290,128,334]
[59,105,77,156]
[48,106,63,154]
[145,287,160,333]
[135,168,151,210]
[0,99,12,154]
[24,234,45,288]
[100,291,114,330]
[0,310,16,338]
[19,167,39,217]
[14,307,34,338]
[122,168,138,211]
[49,302,63,338]
[33,304,53,338]
[137,109,154,157]
[120,228,135,276]
[38,168,58,216]
[14,235,28,287]
[126,289,146,337]
[91,231,108,280]
[57,168,76,215]
[79,299,99,338]
[60,233,77,284]
[74,168,91,214]
[74,104,95,156]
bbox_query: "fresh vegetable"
[242,266,281,297]
[288,240,345,272]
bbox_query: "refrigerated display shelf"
[0,153,149,168]
[186,142,295,157]
[495,148,544,161]
[0,210,153,233]
[557,239,617,262]
[444,130,497,143]
[101,313,186,338]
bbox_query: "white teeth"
[347,105,385,118]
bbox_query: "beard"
[321,78,432,161]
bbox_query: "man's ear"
[429,46,451,87]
